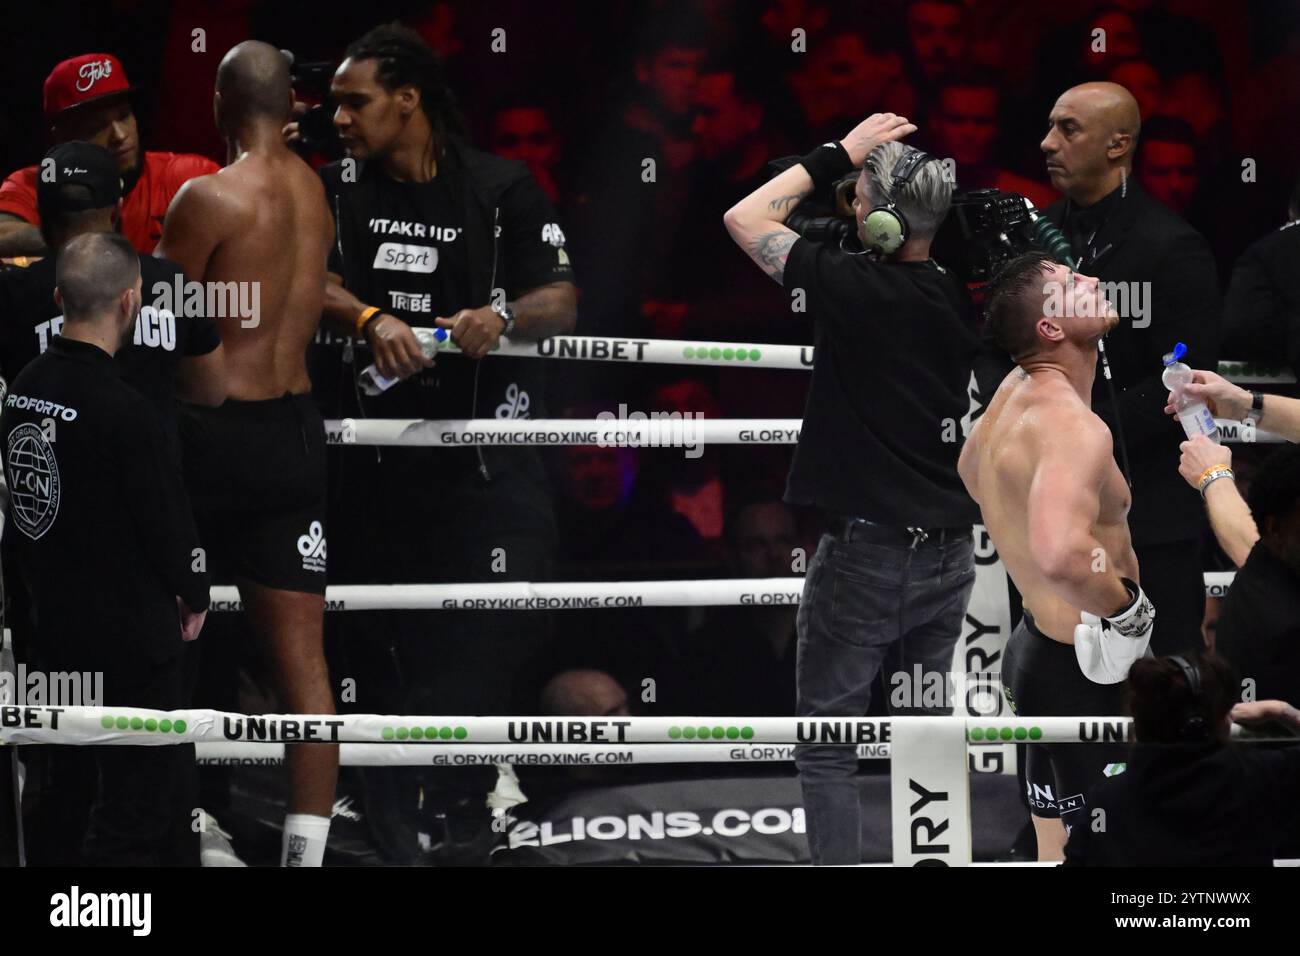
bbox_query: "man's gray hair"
[864,141,952,241]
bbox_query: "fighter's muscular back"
[158,147,331,400]
[960,368,1138,643]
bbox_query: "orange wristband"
[356,306,381,335]
[1197,464,1234,496]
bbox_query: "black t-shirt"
[1,337,209,666]
[781,238,980,526]
[321,170,480,477]
[1064,742,1300,866]
[318,158,575,491]
[1216,544,1300,705]
[0,253,221,448]
[324,168,568,423]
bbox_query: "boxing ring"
[1,332,1292,864]
[0,708,1291,865]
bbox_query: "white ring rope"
[401,329,1297,384]
[323,416,1282,446]
[325,417,801,447]
[192,741,890,766]
[207,573,1235,611]
[0,708,1289,748]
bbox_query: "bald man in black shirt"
[1,232,209,865]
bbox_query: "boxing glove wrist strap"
[356,305,381,336]
[1106,577,1154,640]
[799,141,856,197]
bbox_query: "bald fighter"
[156,41,337,866]
[1029,80,1219,655]
[960,251,1155,861]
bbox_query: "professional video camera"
[282,51,339,154]
[767,155,1072,284]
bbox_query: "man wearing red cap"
[0,53,219,257]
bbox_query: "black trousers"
[794,525,976,865]
[27,642,199,867]
[1134,539,1206,656]
[327,457,558,862]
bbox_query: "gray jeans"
[795,524,976,865]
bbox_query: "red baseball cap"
[44,53,135,123]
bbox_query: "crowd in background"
[1,0,1298,726]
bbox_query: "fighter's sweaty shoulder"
[202,154,331,397]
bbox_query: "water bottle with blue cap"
[357,327,443,396]
[1161,342,1219,442]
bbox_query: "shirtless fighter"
[157,41,337,866]
[959,251,1155,861]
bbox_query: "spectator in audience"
[927,74,1055,210]
[621,23,707,174]
[1221,175,1300,374]
[673,67,805,344]
[541,670,631,717]
[569,21,706,339]
[1064,653,1300,866]
[490,103,564,204]
[759,0,830,55]
[1080,9,1143,77]
[1134,115,1202,218]
[0,53,219,256]
[1160,71,1231,168]
[788,24,915,144]
[670,498,801,716]
[904,0,968,99]
[692,69,772,190]
[526,670,637,785]
[1105,59,1162,125]
[641,379,726,547]
[553,407,706,578]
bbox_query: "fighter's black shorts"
[179,392,327,595]
[1002,612,1127,827]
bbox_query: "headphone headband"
[1170,655,1202,697]
[861,148,934,254]
[888,148,933,202]
[1169,655,1209,741]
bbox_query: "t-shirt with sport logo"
[0,252,221,454]
[0,335,209,665]
[0,151,219,254]
[320,157,574,443]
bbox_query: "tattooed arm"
[722,163,813,285]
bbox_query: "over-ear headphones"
[1169,655,1209,741]
[861,148,935,255]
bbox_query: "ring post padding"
[890,716,972,866]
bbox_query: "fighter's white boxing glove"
[1073,578,1155,684]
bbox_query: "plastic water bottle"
[358,327,443,396]
[1161,342,1219,442]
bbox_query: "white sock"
[281,814,331,867]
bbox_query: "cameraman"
[724,113,980,866]
[1064,653,1300,866]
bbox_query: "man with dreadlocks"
[311,22,577,861]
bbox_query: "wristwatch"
[1245,390,1265,424]
[491,301,517,338]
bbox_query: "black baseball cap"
[36,141,122,215]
